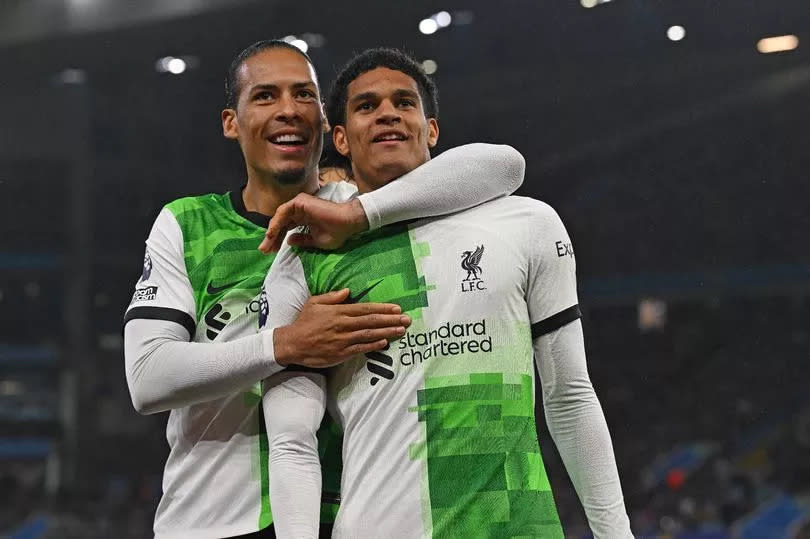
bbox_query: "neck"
[242,167,320,216]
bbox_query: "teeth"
[271,134,305,143]
[377,133,405,141]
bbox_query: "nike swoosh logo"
[207,280,242,295]
[346,279,385,304]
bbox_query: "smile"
[372,131,408,143]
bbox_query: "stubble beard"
[274,166,308,185]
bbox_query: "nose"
[375,99,401,125]
[274,92,301,122]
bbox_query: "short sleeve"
[124,208,197,337]
[525,202,581,339]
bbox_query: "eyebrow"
[350,88,420,104]
[249,81,317,94]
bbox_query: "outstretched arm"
[259,143,525,252]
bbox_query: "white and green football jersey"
[263,195,580,538]
[125,185,350,538]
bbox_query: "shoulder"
[455,195,562,225]
[164,192,230,220]
[315,181,358,203]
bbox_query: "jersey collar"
[230,186,271,228]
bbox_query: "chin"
[274,166,308,185]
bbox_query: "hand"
[273,288,410,368]
[258,193,369,253]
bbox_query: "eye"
[254,91,274,101]
[297,89,316,100]
[356,102,374,112]
[398,98,416,108]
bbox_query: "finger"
[309,288,351,305]
[259,225,287,253]
[342,339,391,358]
[339,313,411,331]
[345,326,407,345]
[286,232,315,248]
[340,302,403,316]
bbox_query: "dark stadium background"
[1,1,808,537]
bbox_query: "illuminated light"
[422,59,438,75]
[453,10,474,25]
[419,18,438,35]
[435,11,452,27]
[302,32,326,48]
[757,35,799,54]
[290,39,309,53]
[156,57,172,72]
[581,0,598,8]
[667,25,686,41]
[56,68,86,85]
[167,58,187,75]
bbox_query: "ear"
[426,118,439,148]
[333,125,351,157]
[222,108,238,140]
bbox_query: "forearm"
[124,319,283,414]
[358,143,525,229]
[263,371,326,539]
[535,321,632,538]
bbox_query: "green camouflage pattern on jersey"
[165,192,342,528]
[294,223,563,537]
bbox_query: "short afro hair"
[225,39,317,109]
[326,48,439,128]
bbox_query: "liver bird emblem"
[461,245,484,281]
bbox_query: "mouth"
[372,131,409,143]
[267,131,309,147]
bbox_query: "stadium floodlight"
[167,58,187,75]
[290,39,309,53]
[757,35,799,54]
[667,25,686,41]
[419,18,438,35]
[422,59,438,75]
[435,11,452,27]
[581,0,612,7]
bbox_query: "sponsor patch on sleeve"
[132,285,158,303]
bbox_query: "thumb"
[309,288,350,305]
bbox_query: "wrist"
[273,326,295,367]
[348,198,370,235]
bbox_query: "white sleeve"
[263,371,326,539]
[124,319,282,414]
[123,208,284,414]
[124,208,196,330]
[533,322,633,539]
[260,245,325,538]
[526,203,632,538]
[357,143,525,229]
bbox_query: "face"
[222,48,328,185]
[333,67,438,191]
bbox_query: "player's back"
[297,196,575,538]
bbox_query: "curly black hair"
[326,47,439,128]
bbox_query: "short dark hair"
[224,39,316,109]
[326,47,439,128]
